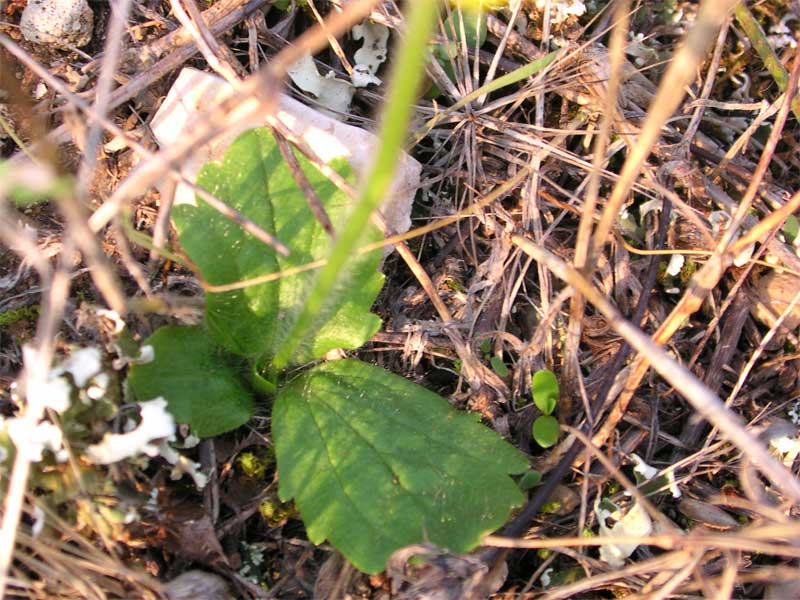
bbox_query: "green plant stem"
[733,4,800,121]
[119,210,190,266]
[272,1,440,369]
[250,362,277,396]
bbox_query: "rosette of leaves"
[128,128,528,573]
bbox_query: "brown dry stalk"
[588,0,739,264]
[272,130,336,237]
[565,0,631,398]
[86,0,381,235]
[591,47,800,455]
[509,232,800,503]
[484,522,800,556]
[0,33,291,256]
[169,0,242,84]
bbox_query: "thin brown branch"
[509,231,800,504]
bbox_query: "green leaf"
[444,8,487,51]
[533,415,560,448]
[431,8,487,95]
[173,128,384,364]
[273,359,528,573]
[490,355,509,377]
[784,214,799,244]
[532,369,559,416]
[519,469,542,491]
[128,325,252,437]
[272,0,438,369]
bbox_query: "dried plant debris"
[2,0,800,598]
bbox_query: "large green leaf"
[273,359,528,573]
[173,128,384,363]
[128,326,252,437]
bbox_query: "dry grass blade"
[588,0,739,264]
[0,32,292,257]
[2,1,800,596]
[510,232,800,503]
[86,0,380,235]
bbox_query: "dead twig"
[509,231,800,503]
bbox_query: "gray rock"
[163,570,233,600]
[20,0,93,48]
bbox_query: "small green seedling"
[490,355,509,377]
[518,469,542,491]
[531,369,560,448]
[783,214,798,245]
[477,338,510,377]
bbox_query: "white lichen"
[540,567,554,588]
[32,504,45,538]
[287,53,354,116]
[788,400,800,426]
[86,398,175,465]
[158,441,208,489]
[55,346,102,388]
[665,254,685,277]
[86,399,208,489]
[596,500,652,568]
[630,453,681,498]
[5,416,66,463]
[534,0,586,25]
[767,18,798,50]
[351,21,389,88]
[769,434,800,468]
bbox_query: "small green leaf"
[519,469,542,491]
[490,355,509,377]
[479,339,492,354]
[273,359,528,574]
[443,8,487,50]
[532,415,559,448]
[784,214,799,244]
[532,369,559,416]
[174,128,383,364]
[430,7,487,95]
[128,326,252,437]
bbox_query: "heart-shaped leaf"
[533,415,559,448]
[273,359,528,573]
[490,355,509,377]
[173,128,384,364]
[128,326,252,437]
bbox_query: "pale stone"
[20,0,93,48]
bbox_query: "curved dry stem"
[589,0,739,262]
[509,232,800,504]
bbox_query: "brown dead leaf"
[678,498,739,530]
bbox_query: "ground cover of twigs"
[2,0,800,598]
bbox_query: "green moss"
[0,305,40,328]
[237,450,273,479]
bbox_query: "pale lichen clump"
[534,0,586,25]
[596,500,653,568]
